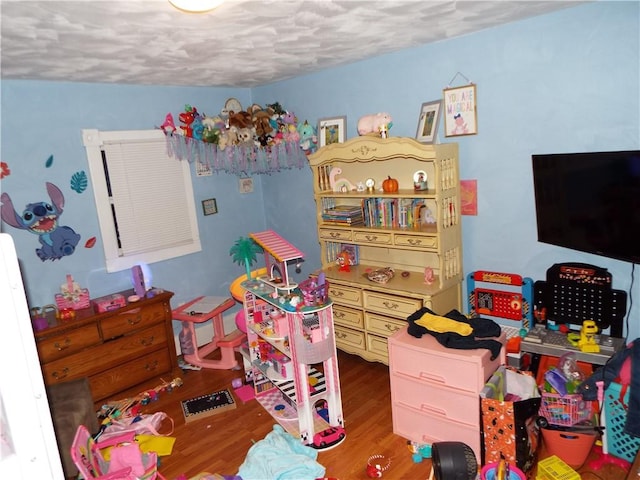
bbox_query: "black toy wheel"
[536,416,549,428]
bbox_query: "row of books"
[322,199,435,229]
[362,198,434,229]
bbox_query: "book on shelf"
[322,204,364,225]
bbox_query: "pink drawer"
[388,327,504,393]
[392,402,482,463]
[390,372,480,426]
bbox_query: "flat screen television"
[531,149,640,264]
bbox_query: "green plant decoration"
[230,236,263,281]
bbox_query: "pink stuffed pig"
[357,112,393,135]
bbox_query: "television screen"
[532,150,640,264]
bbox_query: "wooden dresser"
[34,289,178,404]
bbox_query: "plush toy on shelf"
[357,112,393,136]
[298,120,318,154]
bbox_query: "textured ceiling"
[1,0,581,88]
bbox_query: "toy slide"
[230,268,268,302]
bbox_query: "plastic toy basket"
[604,381,640,462]
[539,392,594,427]
[298,278,329,307]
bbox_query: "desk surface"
[520,326,625,365]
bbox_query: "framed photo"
[238,177,253,193]
[415,100,442,144]
[318,116,347,148]
[443,84,477,137]
[201,198,218,216]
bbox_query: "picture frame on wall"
[202,198,218,216]
[318,116,347,148]
[443,84,477,137]
[415,100,442,144]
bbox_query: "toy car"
[311,426,346,449]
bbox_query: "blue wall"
[2,2,639,338]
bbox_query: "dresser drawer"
[353,230,392,245]
[364,291,422,319]
[334,325,365,350]
[392,402,481,462]
[365,313,405,338]
[366,333,391,363]
[388,328,503,393]
[390,373,480,426]
[42,323,167,385]
[101,302,167,339]
[328,283,362,308]
[394,234,437,249]
[89,348,171,402]
[319,228,352,242]
[37,324,101,363]
[333,305,364,329]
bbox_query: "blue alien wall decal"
[1,182,81,261]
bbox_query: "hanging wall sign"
[443,84,477,137]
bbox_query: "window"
[83,129,201,272]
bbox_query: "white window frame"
[83,129,201,273]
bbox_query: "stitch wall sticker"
[0,182,81,261]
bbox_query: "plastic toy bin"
[604,381,640,462]
[535,455,580,480]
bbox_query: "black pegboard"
[533,263,626,337]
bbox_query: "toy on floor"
[407,440,432,463]
[366,454,391,478]
[98,377,182,421]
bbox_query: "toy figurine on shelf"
[337,250,352,272]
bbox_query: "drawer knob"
[329,232,340,238]
[407,238,422,246]
[335,311,345,319]
[52,367,69,380]
[128,315,142,326]
[365,235,377,241]
[385,323,400,332]
[145,360,159,371]
[54,338,72,351]
[382,301,399,310]
[140,335,155,346]
[336,332,347,339]
[330,290,344,297]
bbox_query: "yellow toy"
[577,320,600,353]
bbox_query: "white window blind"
[83,129,201,272]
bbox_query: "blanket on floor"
[237,424,325,480]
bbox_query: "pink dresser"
[388,326,505,462]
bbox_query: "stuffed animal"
[252,107,274,138]
[357,112,393,136]
[283,123,300,143]
[228,110,252,130]
[160,113,176,135]
[298,120,318,154]
[178,105,199,137]
[191,116,204,141]
[236,127,256,148]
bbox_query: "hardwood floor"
[104,350,629,480]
